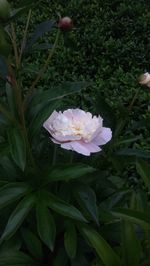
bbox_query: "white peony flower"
[43,109,112,156]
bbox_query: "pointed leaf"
[30,81,90,106]
[48,199,87,223]
[43,191,87,222]
[21,228,43,260]
[8,127,26,171]
[52,247,68,266]
[0,56,8,79]
[29,101,59,139]
[82,227,121,266]
[95,94,116,129]
[122,221,140,266]
[0,251,36,266]
[0,182,30,210]
[136,160,150,191]
[112,208,150,229]
[25,20,55,51]
[18,0,39,7]
[0,235,21,253]
[6,82,16,116]
[1,194,35,241]
[116,148,150,158]
[27,43,53,53]
[48,164,95,182]
[36,201,56,251]
[75,185,99,225]
[64,223,77,259]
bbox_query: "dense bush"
[11,0,150,147]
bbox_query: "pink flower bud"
[139,72,150,87]
[58,17,73,30]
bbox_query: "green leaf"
[0,235,21,254]
[82,227,121,266]
[122,221,140,266]
[9,4,32,22]
[43,191,87,222]
[21,228,43,260]
[18,0,39,7]
[1,194,35,242]
[75,184,99,225]
[6,82,16,116]
[0,56,8,79]
[36,201,56,251]
[48,199,87,223]
[95,94,116,130]
[0,251,36,266]
[8,127,26,171]
[116,148,150,158]
[48,164,95,182]
[0,182,30,210]
[136,159,150,191]
[71,255,90,266]
[25,20,55,52]
[135,190,149,211]
[115,136,142,146]
[26,43,53,54]
[64,223,77,259]
[29,100,59,139]
[30,81,90,106]
[112,208,150,229]
[52,247,68,266]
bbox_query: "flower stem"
[114,87,141,139]
[52,146,57,166]
[0,102,17,124]
[128,87,141,112]
[10,23,19,69]
[18,9,32,66]
[8,66,36,171]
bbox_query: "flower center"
[52,110,103,141]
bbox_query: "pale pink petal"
[93,127,112,146]
[51,133,81,142]
[43,111,58,133]
[71,109,87,120]
[70,141,91,156]
[83,142,102,153]
[139,72,150,85]
[87,127,102,143]
[147,81,150,87]
[51,138,61,144]
[61,142,73,150]
[63,109,74,119]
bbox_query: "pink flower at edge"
[43,109,112,156]
[139,72,150,87]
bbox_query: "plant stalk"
[10,23,19,68]
[18,9,32,66]
[128,87,141,112]
[23,30,60,110]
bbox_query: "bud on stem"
[58,17,73,30]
